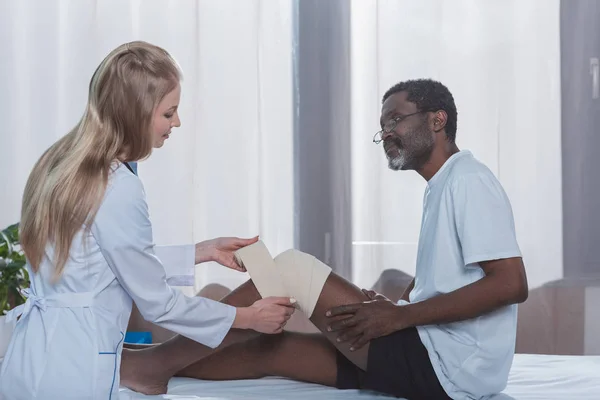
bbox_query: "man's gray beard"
[388,152,407,170]
[387,124,435,171]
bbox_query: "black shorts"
[336,327,451,399]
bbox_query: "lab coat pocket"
[96,352,119,400]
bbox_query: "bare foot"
[120,348,169,395]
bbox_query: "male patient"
[122,79,528,400]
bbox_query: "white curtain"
[350,0,562,291]
[0,0,295,293]
[2,0,598,356]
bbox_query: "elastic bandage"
[234,241,331,317]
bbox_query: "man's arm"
[327,257,528,350]
[399,278,415,302]
[401,257,528,329]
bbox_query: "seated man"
[121,79,528,400]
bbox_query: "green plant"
[0,223,30,315]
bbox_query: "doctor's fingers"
[233,236,260,248]
[271,305,294,322]
[229,259,247,272]
[279,305,296,319]
[261,296,297,307]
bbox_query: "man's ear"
[432,110,447,133]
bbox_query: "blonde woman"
[0,41,295,400]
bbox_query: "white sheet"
[116,354,600,400]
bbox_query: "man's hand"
[194,236,259,271]
[325,289,408,351]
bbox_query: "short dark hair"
[382,79,458,142]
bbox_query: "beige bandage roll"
[234,241,332,317]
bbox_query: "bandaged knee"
[234,241,331,317]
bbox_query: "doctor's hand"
[194,236,259,271]
[234,297,296,334]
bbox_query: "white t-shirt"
[403,150,521,399]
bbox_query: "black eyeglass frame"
[372,110,433,144]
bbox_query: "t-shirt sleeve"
[451,172,522,266]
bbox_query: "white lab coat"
[0,163,236,399]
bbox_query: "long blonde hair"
[20,41,182,277]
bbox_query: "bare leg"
[124,283,233,350]
[309,273,370,370]
[121,273,370,393]
[178,332,339,387]
[177,274,370,387]
[121,280,262,394]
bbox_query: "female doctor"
[0,41,294,400]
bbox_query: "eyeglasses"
[372,111,430,144]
